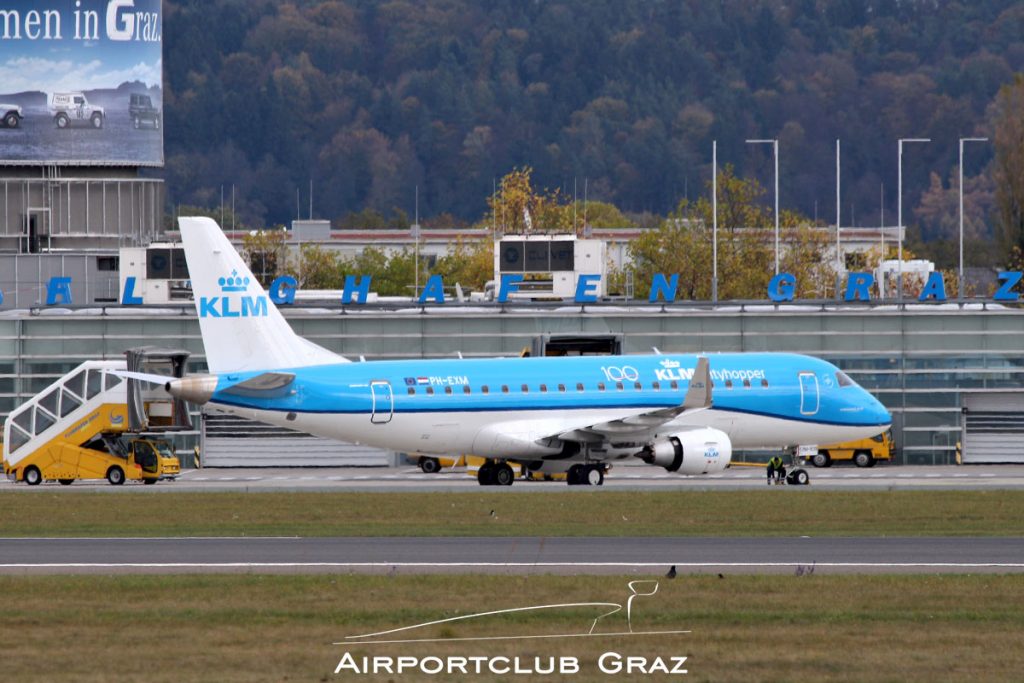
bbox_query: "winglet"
[682,357,712,410]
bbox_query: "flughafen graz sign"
[4,270,1023,308]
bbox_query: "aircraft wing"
[555,357,712,443]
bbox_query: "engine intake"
[637,427,732,475]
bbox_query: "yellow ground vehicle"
[808,430,893,468]
[3,359,183,486]
[4,404,180,486]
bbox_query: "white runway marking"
[0,536,302,541]
[2,562,1023,569]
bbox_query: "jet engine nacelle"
[637,427,732,475]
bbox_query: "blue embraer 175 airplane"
[133,217,891,486]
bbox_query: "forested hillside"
[163,0,1024,244]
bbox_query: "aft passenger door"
[799,372,819,415]
[370,381,394,424]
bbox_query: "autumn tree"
[628,168,769,300]
[242,228,289,286]
[627,168,839,300]
[431,238,494,292]
[339,247,416,296]
[992,75,1024,262]
[484,167,578,235]
[293,245,345,289]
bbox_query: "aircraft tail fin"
[178,217,346,373]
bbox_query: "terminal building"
[2,299,1024,465]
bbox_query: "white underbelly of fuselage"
[209,403,882,459]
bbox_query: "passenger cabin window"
[558,384,566,392]
[444,386,453,395]
[670,381,678,390]
[634,381,642,390]
[540,384,548,393]
[482,385,489,394]
[597,382,606,391]
[426,386,435,395]
[407,387,415,395]
[743,379,751,389]
[576,383,584,391]
[836,371,855,387]
[761,379,769,388]
[652,381,661,391]
[501,385,509,393]
[521,384,529,393]
[725,379,733,389]
[615,382,624,391]
[463,385,471,394]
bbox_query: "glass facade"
[1,304,1021,464]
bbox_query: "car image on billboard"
[0,0,163,166]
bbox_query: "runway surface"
[4,464,1024,492]
[1,536,1021,574]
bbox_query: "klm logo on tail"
[199,271,269,318]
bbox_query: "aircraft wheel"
[24,466,42,486]
[107,466,125,486]
[585,466,604,486]
[477,462,495,486]
[419,457,442,474]
[58,479,75,486]
[792,469,810,486]
[566,464,584,486]
[494,463,515,486]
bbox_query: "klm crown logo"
[219,271,250,293]
[659,359,680,369]
[199,270,268,319]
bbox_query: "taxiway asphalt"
[0,536,1021,575]
[4,464,1023,492]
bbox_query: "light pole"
[746,138,779,274]
[835,139,841,298]
[712,140,718,302]
[897,137,930,300]
[959,137,987,300]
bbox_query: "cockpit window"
[836,371,856,387]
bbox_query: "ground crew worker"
[767,455,786,485]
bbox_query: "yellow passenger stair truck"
[3,349,192,486]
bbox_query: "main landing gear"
[477,460,515,486]
[567,463,606,486]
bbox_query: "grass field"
[1,490,1023,537]
[1,573,1022,682]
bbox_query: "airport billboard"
[0,0,163,166]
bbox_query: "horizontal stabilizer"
[221,372,296,398]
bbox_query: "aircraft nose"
[869,393,891,426]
